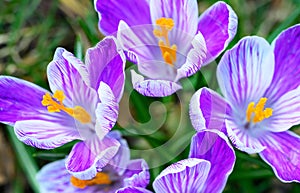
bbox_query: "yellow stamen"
[156,18,174,30]
[153,17,177,66]
[41,90,91,124]
[53,90,65,103]
[70,172,111,189]
[246,97,273,123]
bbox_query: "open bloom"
[0,37,126,180]
[190,24,300,182]
[95,0,237,97]
[36,131,150,193]
[118,130,235,193]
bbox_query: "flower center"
[70,172,111,189]
[153,17,177,66]
[246,97,273,124]
[41,90,91,124]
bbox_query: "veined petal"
[14,119,80,149]
[189,87,232,132]
[94,0,151,35]
[198,1,237,65]
[62,49,90,85]
[150,0,199,67]
[265,85,300,132]
[107,131,130,175]
[53,47,66,61]
[189,130,235,193]
[85,37,126,101]
[123,159,150,188]
[36,159,89,193]
[265,24,300,103]
[259,131,300,183]
[53,47,90,88]
[117,21,178,81]
[217,36,274,112]
[117,21,157,55]
[176,33,207,81]
[47,56,98,118]
[225,120,266,154]
[0,76,53,124]
[131,70,182,97]
[153,158,211,193]
[37,159,102,193]
[66,136,120,180]
[95,82,119,140]
[117,187,152,193]
[150,0,198,42]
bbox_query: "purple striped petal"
[117,21,177,81]
[61,49,90,87]
[123,159,150,188]
[217,36,274,112]
[149,0,199,69]
[225,120,266,154]
[266,86,300,132]
[53,47,92,94]
[107,131,130,175]
[53,47,65,60]
[259,131,300,183]
[176,33,207,81]
[37,159,81,193]
[189,87,232,132]
[14,119,80,149]
[153,158,210,193]
[95,82,119,139]
[131,70,182,97]
[85,37,126,101]
[150,0,198,41]
[51,47,88,87]
[0,76,54,124]
[265,24,300,103]
[117,187,152,193]
[189,130,235,193]
[66,136,120,180]
[198,1,237,65]
[47,55,98,116]
[37,159,100,193]
[94,0,151,35]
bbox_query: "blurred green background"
[0,0,300,192]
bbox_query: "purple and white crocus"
[95,0,237,97]
[36,131,150,193]
[0,37,126,180]
[190,24,300,182]
[118,130,235,193]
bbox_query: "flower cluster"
[190,26,300,183]
[0,0,299,192]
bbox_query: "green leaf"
[33,152,66,161]
[75,35,83,60]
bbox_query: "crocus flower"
[36,131,150,193]
[0,37,126,180]
[117,130,235,193]
[95,0,237,97]
[190,24,300,182]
